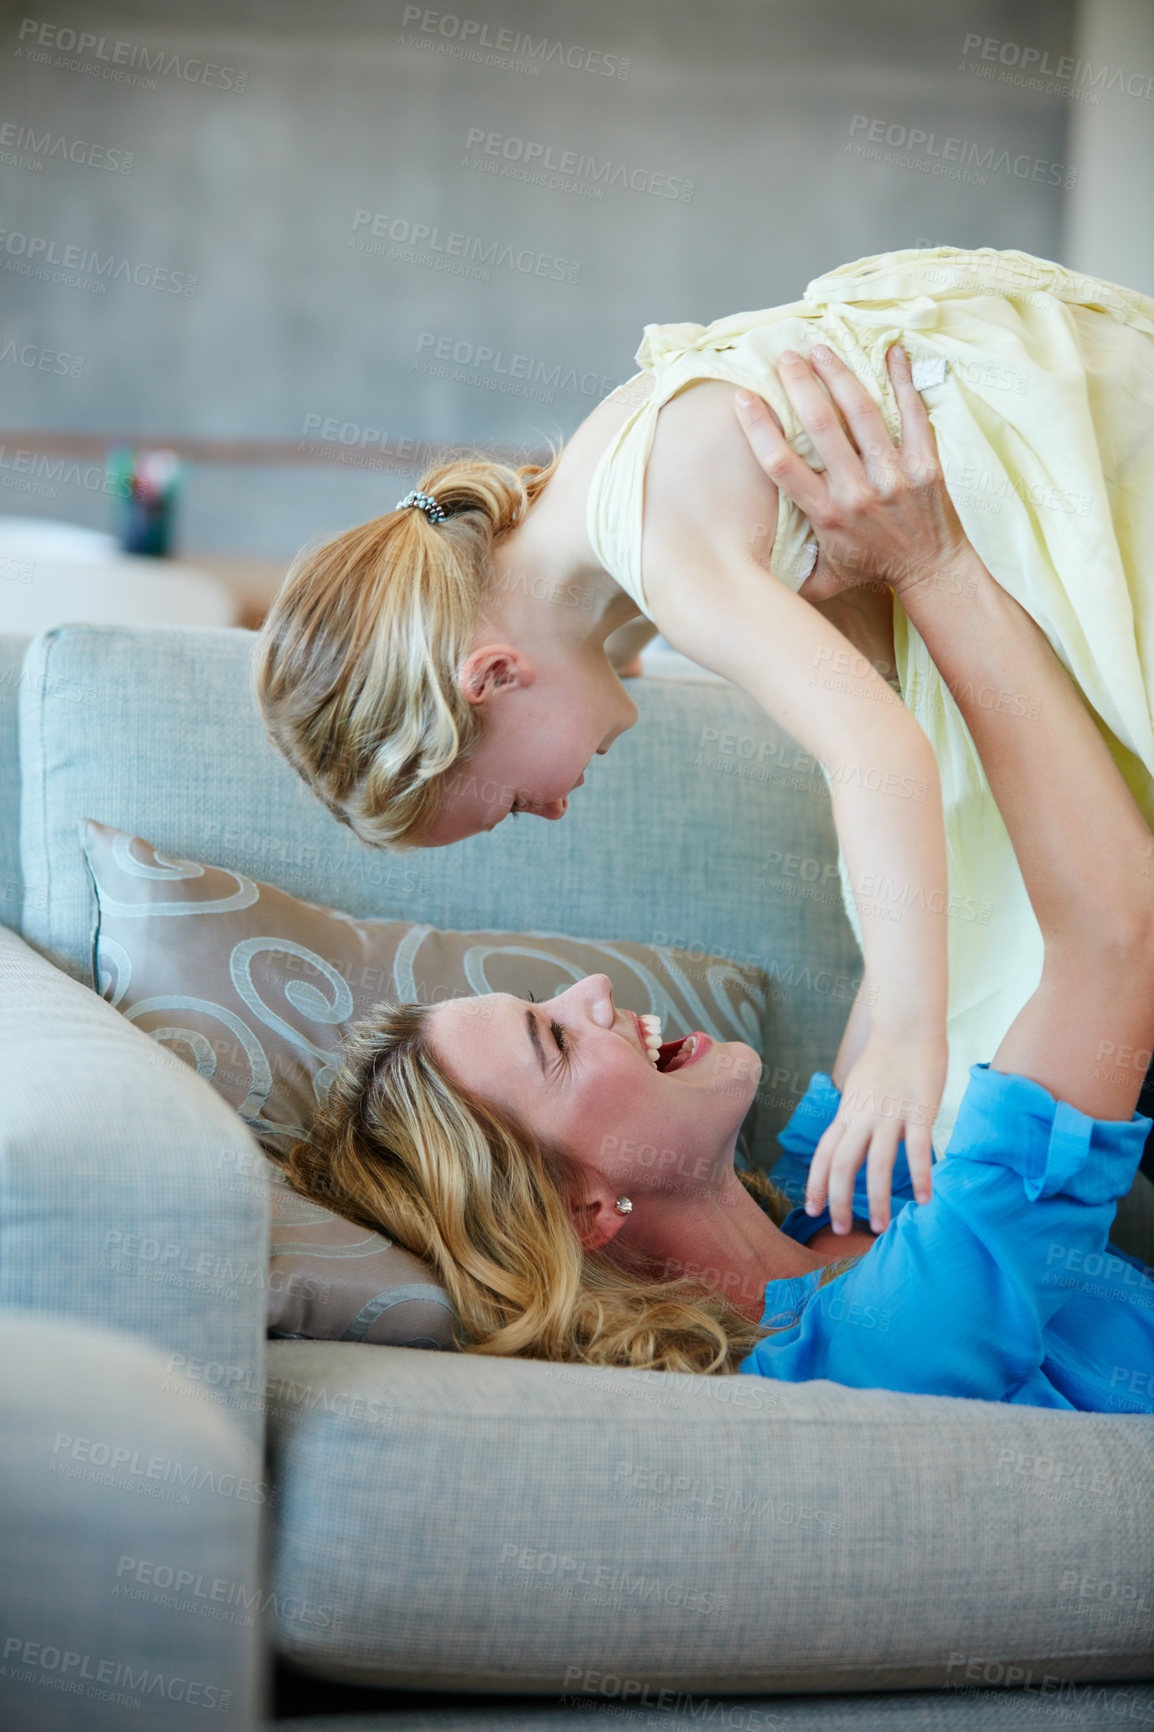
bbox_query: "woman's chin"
[699,1039,762,1100]
[672,1041,762,1141]
[658,1037,760,1086]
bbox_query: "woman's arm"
[604,614,658,676]
[901,559,1154,1122]
[739,343,1154,1129]
[637,381,948,1230]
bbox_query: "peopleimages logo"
[399,7,631,79]
[350,209,580,283]
[0,227,197,294]
[3,1635,231,1713]
[0,446,132,505]
[0,119,133,172]
[462,128,694,201]
[0,337,84,376]
[846,115,1075,189]
[114,1555,337,1630]
[16,18,248,92]
[412,330,619,403]
[961,32,1154,102]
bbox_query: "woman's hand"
[809,1029,945,1235]
[734,343,972,605]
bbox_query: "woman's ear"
[458,645,535,707]
[569,1190,629,1253]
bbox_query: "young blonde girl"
[254,246,1154,1212]
[281,362,1154,1407]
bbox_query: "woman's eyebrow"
[525,1008,548,1075]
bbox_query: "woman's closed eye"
[524,996,568,1061]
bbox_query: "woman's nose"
[556,974,614,1028]
[581,973,615,1028]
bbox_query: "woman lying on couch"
[285,360,1154,1410]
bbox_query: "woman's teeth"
[639,1015,703,1074]
[661,1035,698,1073]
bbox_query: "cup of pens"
[108,447,183,556]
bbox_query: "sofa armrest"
[0,1310,264,1729]
[0,635,30,933]
[0,923,270,1449]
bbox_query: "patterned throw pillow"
[82,819,772,1346]
[266,1167,457,1349]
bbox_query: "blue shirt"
[739,1064,1154,1411]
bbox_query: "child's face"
[421,649,638,846]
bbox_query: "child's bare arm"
[831,979,873,1092]
[639,384,949,1233]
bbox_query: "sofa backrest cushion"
[19,624,860,1148]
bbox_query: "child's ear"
[458,645,535,706]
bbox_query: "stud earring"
[614,1197,633,1216]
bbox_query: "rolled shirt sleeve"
[742,1063,1151,1403]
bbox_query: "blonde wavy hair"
[284,999,857,1376]
[251,445,562,851]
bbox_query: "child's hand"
[734,343,972,605]
[806,1030,944,1234]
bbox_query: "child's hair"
[252,445,561,851]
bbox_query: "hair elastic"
[396,489,447,523]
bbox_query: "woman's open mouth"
[634,1013,711,1073]
[656,1033,711,1073]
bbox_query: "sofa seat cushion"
[261,1340,1154,1696]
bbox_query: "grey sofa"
[1,623,1152,1731]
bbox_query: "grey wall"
[1063,0,1154,292]
[2,0,1081,560]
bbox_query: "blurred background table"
[173,554,288,632]
[0,518,287,633]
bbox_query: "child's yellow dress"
[585,248,1154,1147]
